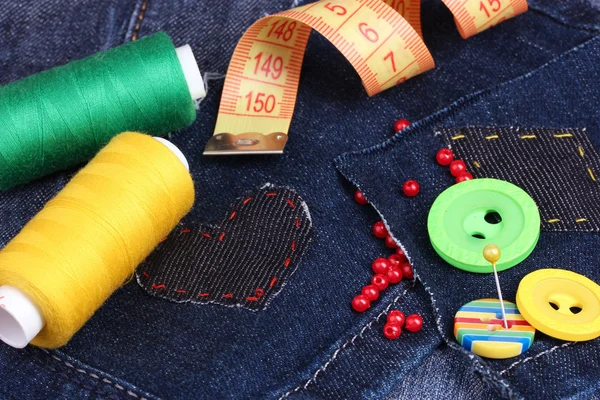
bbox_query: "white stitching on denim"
[41,349,147,399]
[515,36,554,57]
[500,342,576,375]
[278,284,415,399]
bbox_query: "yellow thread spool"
[0,132,194,348]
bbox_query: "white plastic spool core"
[0,138,189,349]
[153,137,190,171]
[0,285,44,348]
[175,45,206,101]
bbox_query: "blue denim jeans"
[2,0,600,399]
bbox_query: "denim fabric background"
[1,0,600,399]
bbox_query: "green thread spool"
[0,32,205,190]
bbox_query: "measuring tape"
[205,0,527,155]
[442,0,528,39]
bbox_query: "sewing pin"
[483,244,509,329]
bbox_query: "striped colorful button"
[454,298,536,359]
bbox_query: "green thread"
[0,32,196,190]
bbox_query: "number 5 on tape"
[204,0,526,155]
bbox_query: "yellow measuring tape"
[205,0,527,155]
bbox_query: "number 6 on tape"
[204,0,526,155]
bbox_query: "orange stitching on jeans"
[588,167,597,182]
[131,0,149,41]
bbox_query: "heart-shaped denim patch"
[136,184,314,310]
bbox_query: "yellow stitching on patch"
[553,133,573,138]
[485,135,499,140]
[451,135,465,140]
[588,168,597,182]
[576,218,587,223]
[520,135,537,139]
[578,146,585,157]
[473,161,481,168]
[547,219,560,223]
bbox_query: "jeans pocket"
[335,35,600,399]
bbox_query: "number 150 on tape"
[204,0,527,155]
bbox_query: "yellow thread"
[473,161,481,168]
[520,135,537,139]
[485,135,499,140]
[451,135,465,140]
[553,133,573,138]
[547,219,560,223]
[579,146,585,157]
[589,168,597,182]
[576,218,587,223]
[0,133,194,348]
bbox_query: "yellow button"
[516,269,600,341]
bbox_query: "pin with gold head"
[483,244,509,329]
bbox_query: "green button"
[428,179,540,273]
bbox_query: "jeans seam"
[36,348,161,400]
[528,5,600,33]
[125,0,149,41]
[131,0,149,40]
[278,282,416,399]
[499,342,576,375]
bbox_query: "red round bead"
[361,285,380,301]
[396,247,407,259]
[449,160,467,177]
[393,119,410,132]
[387,310,405,326]
[372,221,388,239]
[384,235,397,249]
[387,254,403,268]
[405,314,423,332]
[387,266,403,284]
[436,148,454,166]
[351,294,371,312]
[371,274,389,291]
[401,262,414,279]
[455,172,473,183]
[402,180,420,197]
[383,323,402,339]
[354,189,368,205]
[372,257,391,275]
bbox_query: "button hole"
[570,306,582,314]
[471,233,486,239]
[549,301,560,311]
[484,211,502,224]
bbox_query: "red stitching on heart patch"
[137,185,314,310]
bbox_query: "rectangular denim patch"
[438,126,600,232]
